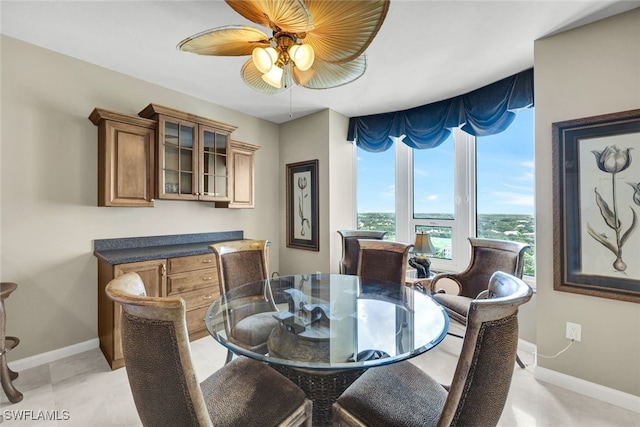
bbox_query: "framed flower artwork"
[552,109,640,303]
[286,160,319,251]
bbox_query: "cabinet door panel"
[180,287,219,311]
[167,253,216,273]
[111,260,166,363]
[186,306,209,337]
[157,117,198,200]
[167,268,217,295]
[95,117,155,207]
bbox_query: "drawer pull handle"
[202,276,213,281]
[202,259,213,264]
[202,294,213,300]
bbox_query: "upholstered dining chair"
[428,237,529,368]
[105,272,312,427]
[357,239,413,285]
[333,271,533,427]
[210,239,280,363]
[337,230,387,275]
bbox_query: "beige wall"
[534,9,640,396]
[277,109,354,276]
[0,36,281,360]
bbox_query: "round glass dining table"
[204,273,449,426]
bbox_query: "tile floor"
[2,333,639,427]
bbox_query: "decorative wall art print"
[286,160,319,251]
[553,109,640,303]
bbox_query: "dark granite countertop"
[94,231,244,265]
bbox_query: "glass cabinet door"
[199,125,229,201]
[159,118,197,200]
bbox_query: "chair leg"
[516,353,526,369]
[0,353,23,403]
[225,349,234,364]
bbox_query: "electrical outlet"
[566,322,582,342]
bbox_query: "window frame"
[357,124,535,283]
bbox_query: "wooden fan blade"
[241,59,293,94]
[225,0,312,33]
[178,25,269,56]
[298,56,366,90]
[303,0,389,64]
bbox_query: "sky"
[357,108,534,215]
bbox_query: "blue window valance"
[347,68,534,152]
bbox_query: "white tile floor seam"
[2,335,639,426]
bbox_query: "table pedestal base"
[271,365,365,427]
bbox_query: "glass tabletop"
[204,273,449,371]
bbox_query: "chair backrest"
[105,272,213,427]
[438,271,533,427]
[356,240,413,285]
[455,238,529,299]
[210,240,269,294]
[337,230,387,275]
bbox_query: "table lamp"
[409,233,436,278]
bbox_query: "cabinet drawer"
[186,305,209,335]
[167,268,217,295]
[181,287,219,311]
[168,253,216,274]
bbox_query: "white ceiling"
[2,1,638,123]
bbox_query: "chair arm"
[429,273,463,295]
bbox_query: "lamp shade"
[289,44,315,71]
[252,47,278,74]
[414,233,436,255]
[261,65,283,88]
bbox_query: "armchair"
[105,272,312,427]
[357,239,413,285]
[333,271,533,427]
[429,237,529,367]
[337,230,387,275]
[210,239,279,363]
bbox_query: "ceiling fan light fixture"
[252,47,278,74]
[261,65,283,88]
[289,43,314,71]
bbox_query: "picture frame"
[552,109,640,303]
[286,160,319,251]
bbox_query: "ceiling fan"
[178,0,390,94]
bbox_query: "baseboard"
[518,338,536,355]
[8,339,99,372]
[535,366,640,413]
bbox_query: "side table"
[405,273,434,293]
[1,282,22,403]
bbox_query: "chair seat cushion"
[231,311,280,347]
[336,360,448,427]
[201,356,308,427]
[432,293,472,324]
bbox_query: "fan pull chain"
[289,88,293,119]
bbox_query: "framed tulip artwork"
[286,159,319,251]
[552,109,640,303]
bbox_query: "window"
[357,108,535,277]
[356,144,396,240]
[476,109,535,276]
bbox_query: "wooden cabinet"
[89,109,156,207]
[98,259,166,369]
[166,253,220,340]
[138,104,237,202]
[90,104,258,208]
[216,140,260,209]
[97,253,220,369]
